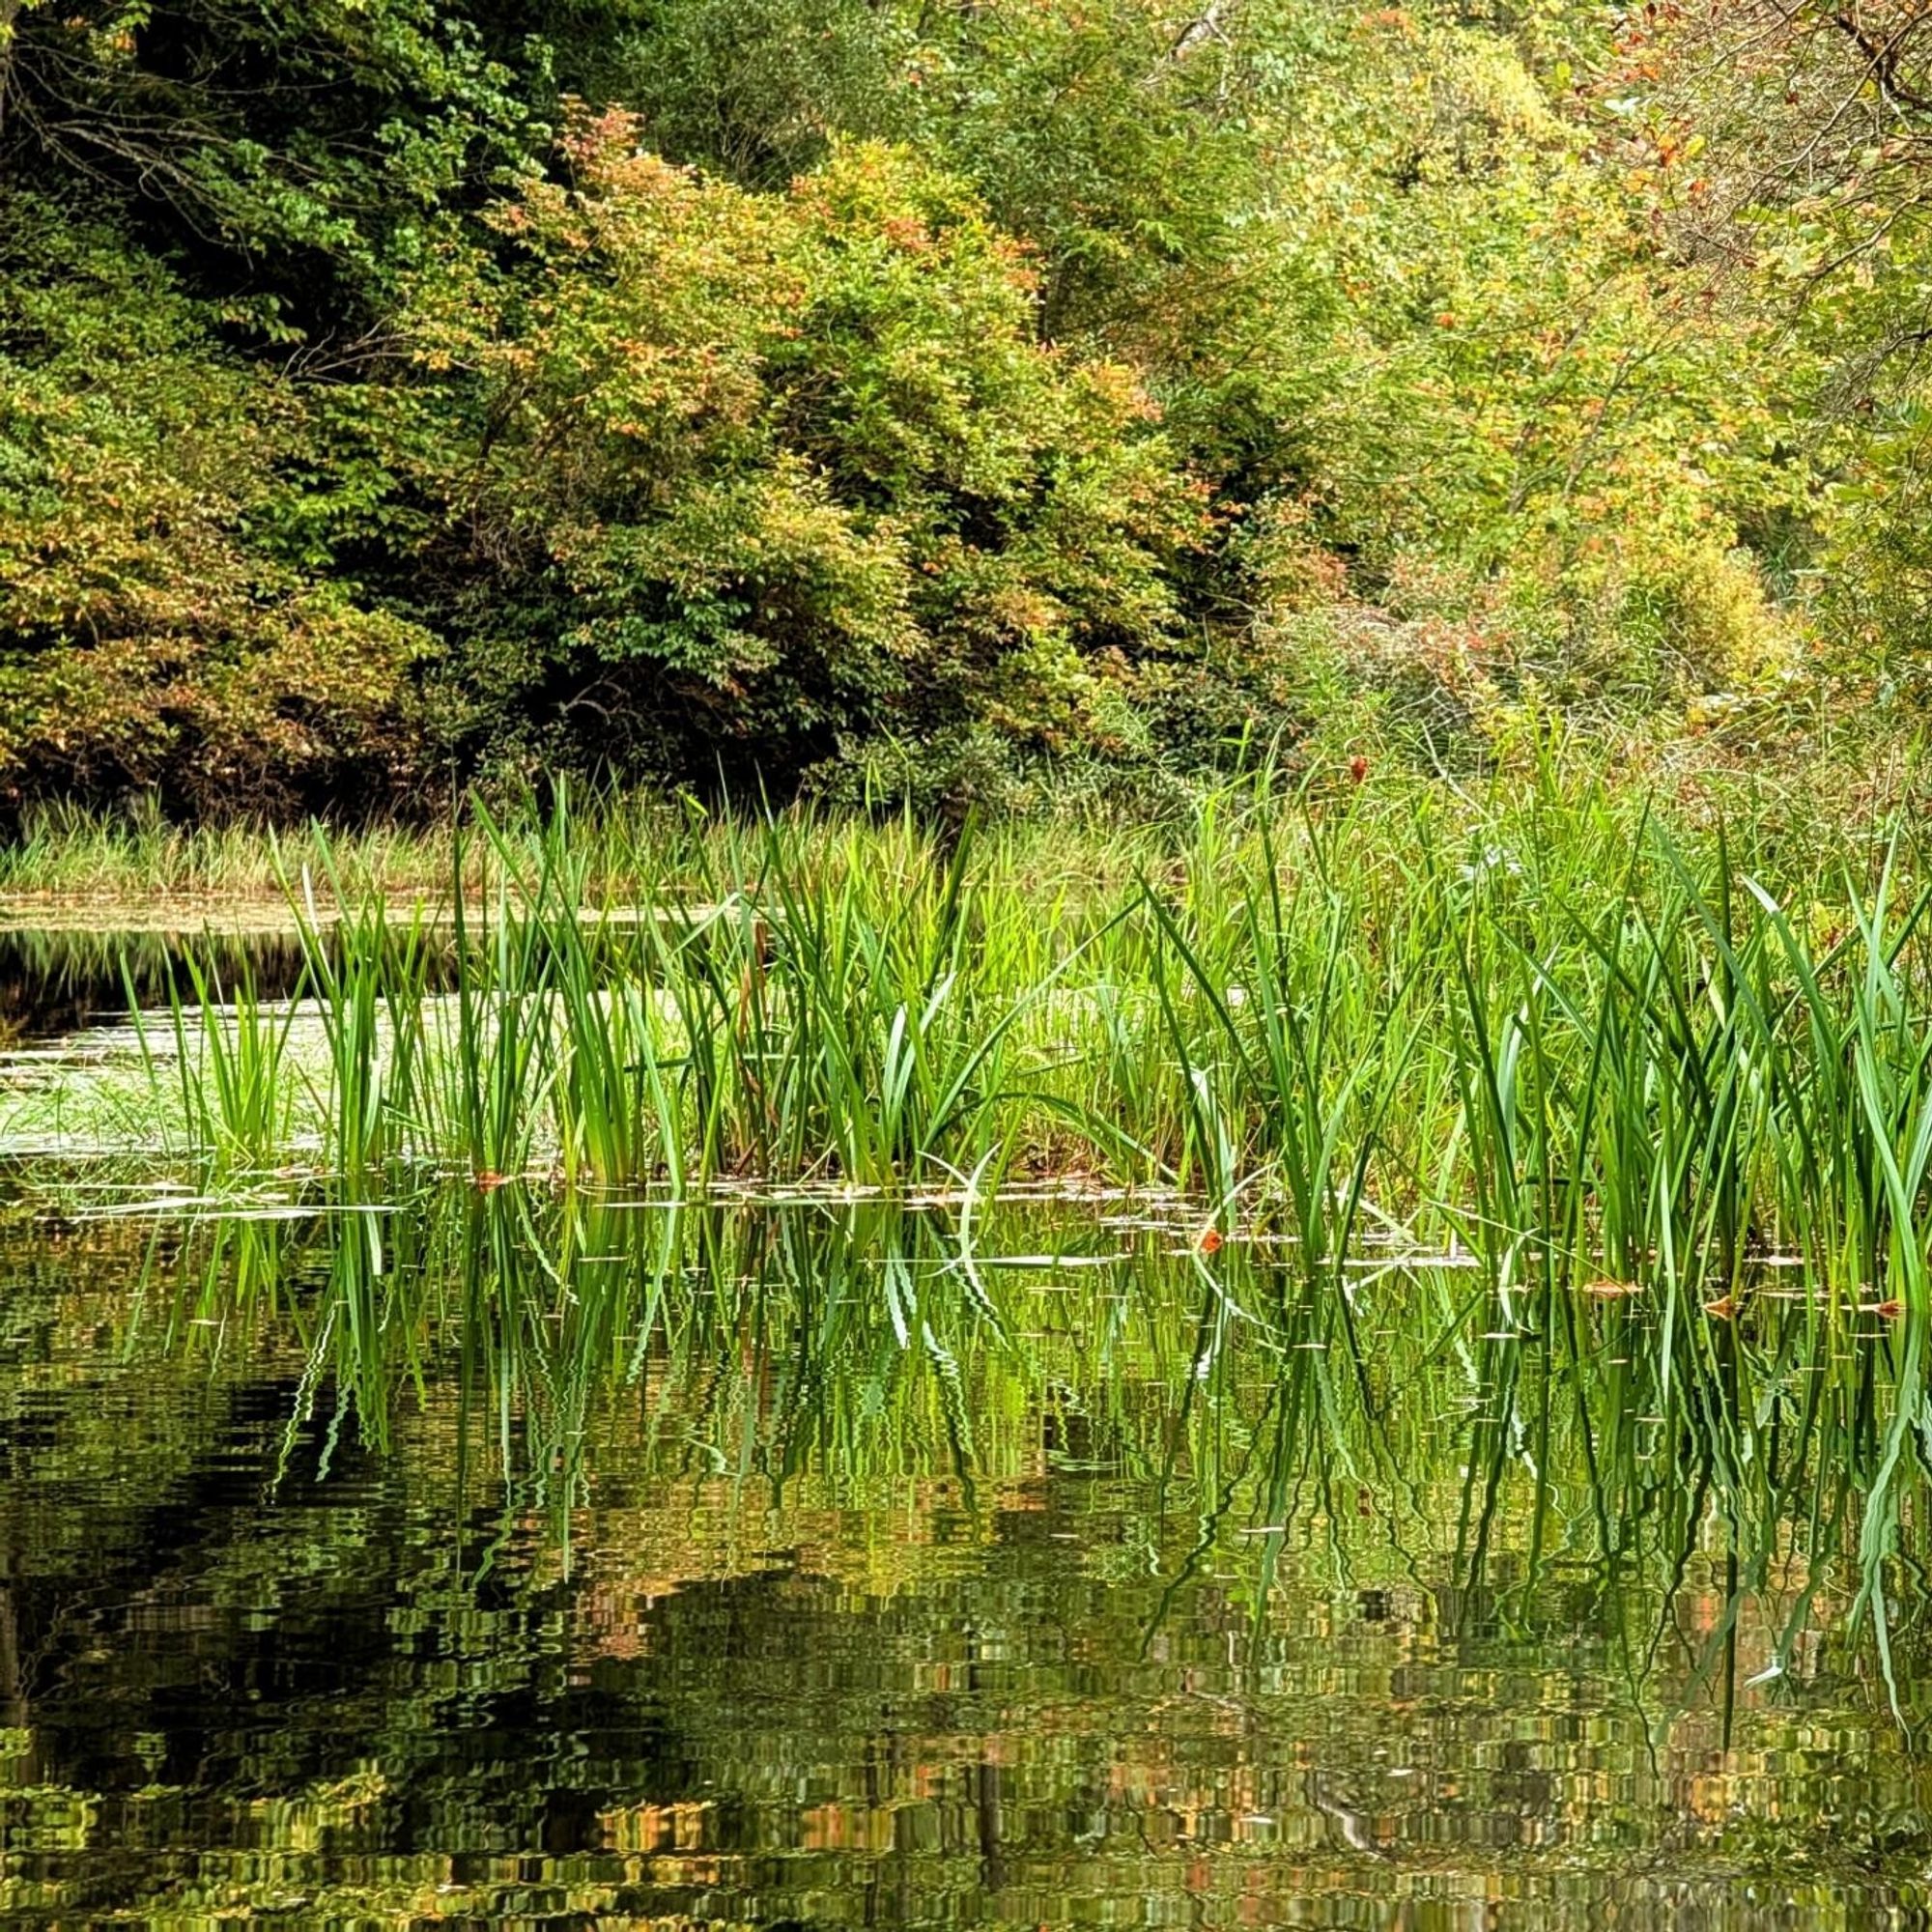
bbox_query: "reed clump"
[10,755,1932,1303]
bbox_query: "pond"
[0,924,1926,1927]
[0,922,314,1045]
[0,1186,1926,1929]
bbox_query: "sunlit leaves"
[406,112,1204,783]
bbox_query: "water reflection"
[0,925,315,1044]
[0,1195,1927,1924]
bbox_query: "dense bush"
[403,118,1206,787]
[0,0,1905,812]
[0,213,431,810]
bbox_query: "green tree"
[0,0,531,324]
[0,209,430,809]
[405,113,1205,789]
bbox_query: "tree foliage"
[401,115,1204,787]
[0,206,428,809]
[0,0,1914,810]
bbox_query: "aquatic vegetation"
[10,763,1932,1308]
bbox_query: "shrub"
[406,112,1208,791]
[0,215,431,815]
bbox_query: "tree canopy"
[0,0,1918,810]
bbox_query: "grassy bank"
[0,724,1901,906]
[4,744,1932,1306]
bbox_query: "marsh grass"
[10,756,1932,1308]
[11,747,1932,1741]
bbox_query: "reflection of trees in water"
[0,921,635,1041]
[0,929,313,1040]
[0,1201,1926,1920]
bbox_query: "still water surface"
[0,1185,1925,1927]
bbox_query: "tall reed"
[21,756,1932,1314]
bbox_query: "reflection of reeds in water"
[61,1187,1927,1730]
[4,1189,1925,1921]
